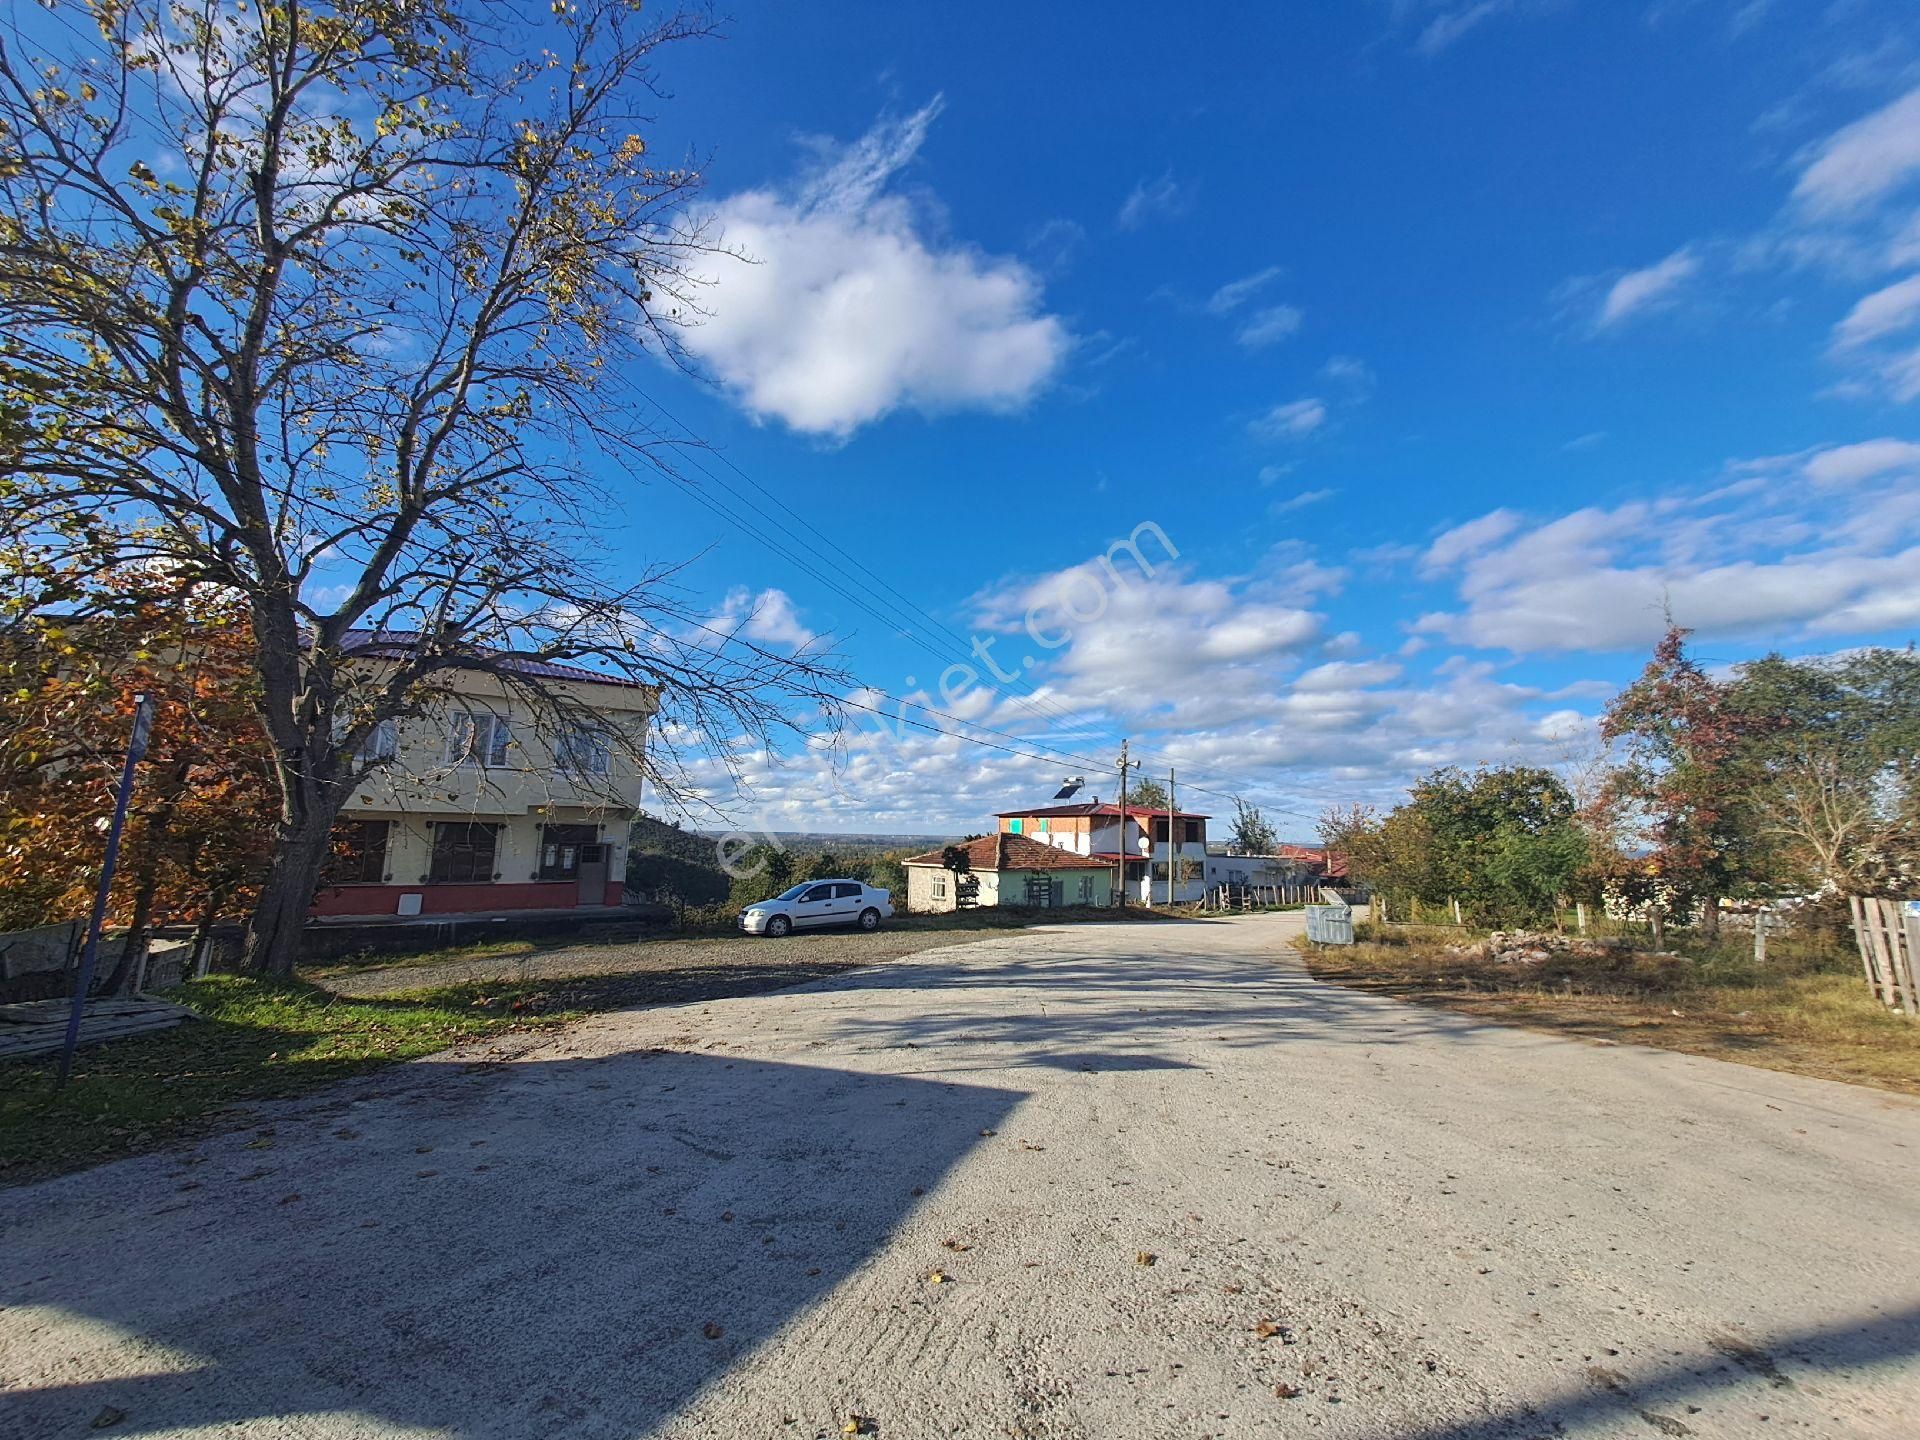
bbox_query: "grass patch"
[0,974,573,1184]
[1304,923,1920,1095]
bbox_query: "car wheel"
[766,914,792,938]
[858,908,881,931]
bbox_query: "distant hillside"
[693,830,951,855]
[626,814,732,905]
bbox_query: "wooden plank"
[1853,896,1887,1005]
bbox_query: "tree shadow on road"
[1,1050,1024,1438]
[1388,1302,1920,1439]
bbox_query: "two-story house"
[993,800,1210,905]
[312,648,656,920]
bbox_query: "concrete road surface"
[5,913,1920,1439]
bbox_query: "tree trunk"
[97,864,160,997]
[241,805,338,976]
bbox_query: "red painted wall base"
[311,879,625,917]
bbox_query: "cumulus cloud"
[681,98,1070,438]
[1416,454,1920,652]
[1596,247,1701,328]
[1831,273,1920,350]
[1252,398,1328,440]
[1802,437,1920,486]
[710,587,819,651]
[1792,85,1920,217]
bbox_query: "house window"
[328,820,389,884]
[931,874,948,899]
[556,724,611,775]
[358,718,398,762]
[1183,820,1201,844]
[538,823,598,880]
[430,822,498,883]
[1037,818,1049,833]
[1008,818,1024,834]
[1076,874,1094,903]
[1151,818,1170,842]
[447,712,511,767]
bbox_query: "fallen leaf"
[927,1269,948,1285]
[1135,1251,1157,1267]
[843,1416,877,1436]
[942,1239,972,1252]
[278,1193,301,1206]
[90,1405,126,1429]
[702,1321,724,1339]
[1274,1383,1301,1399]
[1256,1320,1282,1339]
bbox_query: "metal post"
[1116,740,1130,911]
[1165,768,1176,908]
[57,694,155,1088]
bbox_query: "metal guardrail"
[1304,899,1354,945]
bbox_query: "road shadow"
[1,1051,1024,1438]
[1388,1302,1920,1439]
[816,943,1529,1067]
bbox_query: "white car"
[738,879,894,937]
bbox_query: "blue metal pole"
[56,694,156,1089]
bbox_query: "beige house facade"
[313,653,656,920]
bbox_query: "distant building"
[900,832,1115,913]
[991,801,1210,905]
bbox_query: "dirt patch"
[1302,935,1920,1097]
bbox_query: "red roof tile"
[903,833,1114,872]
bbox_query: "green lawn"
[0,975,572,1183]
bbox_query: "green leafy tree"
[1603,627,1771,929]
[1229,798,1279,855]
[1128,777,1171,813]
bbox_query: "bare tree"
[0,0,838,972]
[1753,746,1896,892]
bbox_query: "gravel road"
[6,912,1920,1439]
[317,918,1053,998]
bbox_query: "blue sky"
[601,0,1920,838]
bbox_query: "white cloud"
[1117,169,1193,230]
[1422,509,1524,573]
[1596,247,1701,328]
[1416,454,1920,652]
[1236,304,1305,349]
[1206,266,1285,315]
[1799,437,1920,486]
[1321,355,1377,392]
[683,98,1070,438]
[1269,486,1338,515]
[1417,1,1514,55]
[709,587,819,650]
[1832,272,1920,349]
[1252,398,1328,440]
[1793,85,1920,217]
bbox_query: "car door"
[793,883,838,928]
[832,882,866,924]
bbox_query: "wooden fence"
[1198,883,1315,911]
[1849,896,1918,1016]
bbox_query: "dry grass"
[1303,922,1920,1095]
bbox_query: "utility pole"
[1116,739,1131,910]
[1166,767,1176,907]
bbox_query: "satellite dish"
[1052,776,1085,800]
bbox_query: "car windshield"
[775,883,812,901]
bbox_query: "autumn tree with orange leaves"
[0,576,278,989]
